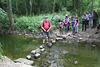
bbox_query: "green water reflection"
[0,34,42,60]
[0,34,100,67]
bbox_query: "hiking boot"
[95,32,98,34]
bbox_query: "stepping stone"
[34,53,40,59]
[31,50,36,55]
[26,54,31,60]
[56,37,63,41]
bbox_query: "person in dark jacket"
[95,13,100,34]
[93,9,98,28]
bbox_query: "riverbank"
[0,28,100,42]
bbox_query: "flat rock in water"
[74,61,78,64]
[14,58,34,65]
[40,48,45,52]
[56,37,63,41]
[61,51,69,55]
[26,54,32,60]
[79,38,82,40]
[67,33,71,36]
[60,41,67,44]
[31,50,36,55]
[35,48,41,53]
[56,34,61,37]
[49,63,57,67]
[61,35,68,38]
[34,53,40,58]
[51,40,56,44]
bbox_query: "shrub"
[0,8,10,30]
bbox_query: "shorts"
[43,31,50,39]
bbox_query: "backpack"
[43,21,50,27]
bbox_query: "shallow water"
[0,34,42,60]
[0,34,100,67]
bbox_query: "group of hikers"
[41,9,100,46]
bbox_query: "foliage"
[1,0,100,16]
[0,8,10,30]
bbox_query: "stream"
[0,34,100,67]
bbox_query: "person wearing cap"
[41,16,51,47]
[93,9,98,28]
[89,11,93,28]
[86,11,89,28]
[75,16,79,33]
[71,16,76,35]
[82,12,88,31]
[64,14,70,34]
[58,17,64,35]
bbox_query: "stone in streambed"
[31,50,36,55]
[34,53,40,59]
[35,48,41,53]
[60,35,68,39]
[74,61,78,64]
[56,37,63,41]
[40,48,45,52]
[56,34,61,37]
[14,58,34,65]
[51,40,56,44]
[61,50,69,55]
[26,54,32,60]
[40,45,44,49]
[47,43,52,48]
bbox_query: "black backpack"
[43,21,50,27]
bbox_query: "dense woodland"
[0,0,100,33]
[1,0,100,16]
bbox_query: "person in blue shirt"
[64,14,70,34]
[89,11,93,28]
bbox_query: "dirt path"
[52,28,100,42]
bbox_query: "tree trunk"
[91,0,93,11]
[73,0,75,10]
[30,0,32,16]
[16,0,18,11]
[38,0,40,14]
[25,0,28,16]
[6,0,14,31]
[53,0,55,14]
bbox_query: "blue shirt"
[89,13,93,20]
[64,18,70,23]
[82,15,87,21]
